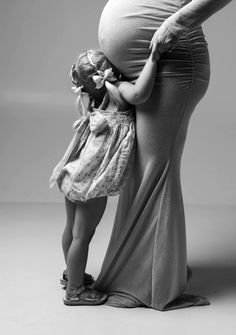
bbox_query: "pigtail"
[70,63,89,117]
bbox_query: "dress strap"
[98,92,110,110]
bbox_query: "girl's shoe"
[60,270,94,288]
[63,285,108,306]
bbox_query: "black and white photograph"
[0,0,235,334]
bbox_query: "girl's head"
[70,49,120,103]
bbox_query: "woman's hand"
[150,0,232,61]
[150,24,179,61]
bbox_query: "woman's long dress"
[95,0,210,310]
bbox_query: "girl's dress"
[49,84,135,202]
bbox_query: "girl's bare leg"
[66,196,107,289]
[62,197,76,263]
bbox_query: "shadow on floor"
[187,263,236,298]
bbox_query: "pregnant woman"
[95,0,232,310]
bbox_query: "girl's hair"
[70,49,120,104]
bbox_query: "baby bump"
[99,0,209,84]
[99,0,181,79]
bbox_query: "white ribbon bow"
[71,85,88,117]
[93,68,117,89]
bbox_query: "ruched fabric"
[95,0,210,310]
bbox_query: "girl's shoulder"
[105,81,130,111]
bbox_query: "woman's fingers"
[149,35,156,50]
[150,24,179,55]
[150,30,165,54]
[150,24,179,60]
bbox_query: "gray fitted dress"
[95,0,211,310]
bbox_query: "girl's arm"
[151,0,232,57]
[118,52,159,105]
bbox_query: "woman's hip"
[134,33,210,161]
[156,29,210,90]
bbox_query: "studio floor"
[0,201,236,335]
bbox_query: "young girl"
[49,48,159,306]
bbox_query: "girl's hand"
[150,24,179,61]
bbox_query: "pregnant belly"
[98,0,181,80]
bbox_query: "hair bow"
[93,68,117,89]
[71,85,87,117]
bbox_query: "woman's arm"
[118,52,159,105]
[164,0,232,37]
[151,0,232,57]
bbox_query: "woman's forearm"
[163,0,232,37]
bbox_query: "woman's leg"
[96,52,210,309]
[66,196,107,289]
[62,197,76,264]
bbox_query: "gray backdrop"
[0,0,235,205]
